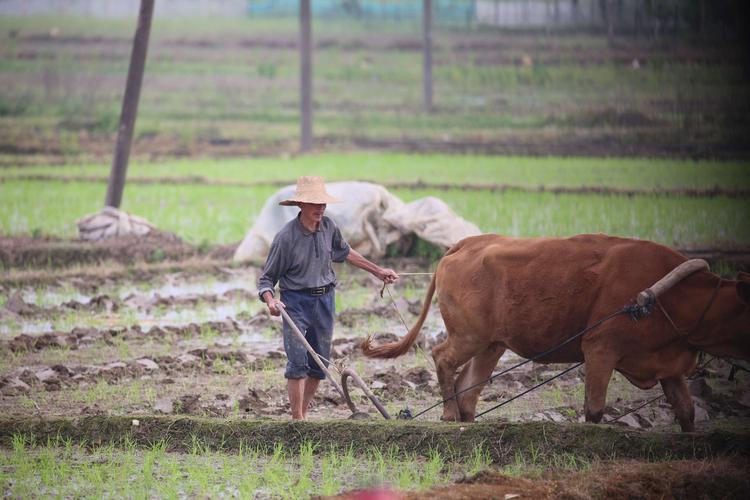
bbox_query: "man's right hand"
[267,297,285,316]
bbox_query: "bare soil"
[1,238,749,498]
[5,174,750,199]
[401,459,750,500]
[3,235,749,283]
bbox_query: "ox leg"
[432,340,480,422]
[583,352,617,424]
[660,375,695,432]
[454,344,505,422]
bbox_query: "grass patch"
[3,154,750,190]
[1,177,747,246]
[0,433,474,498]
[1,416,748,465]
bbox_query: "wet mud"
[1,242,749,497]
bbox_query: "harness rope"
[380,273,726,421]
[656,277,723,337]
[408,304,637,419]
[604,355,717,424]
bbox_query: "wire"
[476,362,584,419]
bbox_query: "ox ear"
[737,272,750,305]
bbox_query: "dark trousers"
[280,288,335,380]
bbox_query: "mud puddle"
[14,267,258,307]
[2,259,749,434]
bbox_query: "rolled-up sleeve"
[257,233,288,302]
[330,225,350,263]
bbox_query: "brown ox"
[361,234,750,431]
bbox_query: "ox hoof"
[440,414,460,423]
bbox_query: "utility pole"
[299,0,313,152]
[105,0,155,208]
[422,0,433,112]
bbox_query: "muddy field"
[1,236,750,497]
[2,12,750,497]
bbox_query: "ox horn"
[637,259,710,307]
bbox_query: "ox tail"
[360,272,437,359]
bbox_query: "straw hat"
[279,176,343,206]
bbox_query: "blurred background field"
[1,0,748,247]
[2,4,750,497]
[2,1,749,164]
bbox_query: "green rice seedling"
[155,457,182,499]
[200,324,218,343]
[5,155,749,191]
[336,284,373,311]
[542,386,566,407]
[38,345,71,366]
[190,434,209,456]
[320,445,344,496]
[261,442,289,498]
[550,452,591,472]
[395,455,418,490]
[288,441,316,498]
[112,335,132,359]
[3,176,747,246]
[467,444,492,476]
[183,455,212,495]
[419,449,446,489]
[337,443,357,474]
[257,359,281,391]
[211,358,234,375]
[11,433,30,455]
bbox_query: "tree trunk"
[299,0,313,152]
[422,0,433,112]
[105,0,154,209]
[634,0,641,38]
[553,0,561,25]
[599,0,614,43]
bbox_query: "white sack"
[77,206,155,241]
[382,196,481,250]
[233,181,481,262]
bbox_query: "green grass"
[502,443,591,478]
[0,179,276,244]
[0,435,482,498]
[4,154,749,190]
[1,175,747,245]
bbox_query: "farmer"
[258,176,399,420]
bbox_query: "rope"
[603,394,664,424]
[409,306,634,419]
[604,355,716,424]
[381,284,411,333]
[475,362,584,419]
[375,271,723,422]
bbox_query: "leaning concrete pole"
[105,0,155,208]
[422,0,433,112]
[299,0,313,152]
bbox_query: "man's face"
[299,202,326,223]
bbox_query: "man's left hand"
[378,268,399,284]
